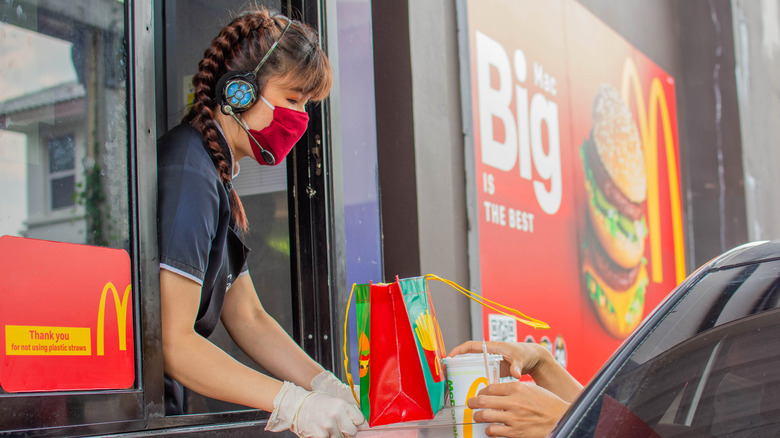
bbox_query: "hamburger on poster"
[580,84,649,339]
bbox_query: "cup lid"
[442,353,503,365]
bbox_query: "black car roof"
[708,240,780,271]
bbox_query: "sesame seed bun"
[591,85,647,204]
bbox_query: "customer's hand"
[449,341,550,380]
[449,341,583,403]
[265,381,365,437]
[468,381,569,438]
[311,370,359,406]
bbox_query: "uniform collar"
[213,120,240,179]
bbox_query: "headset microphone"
[222,105,276,165]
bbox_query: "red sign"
[466,0,684,382]
[0,236,134,392]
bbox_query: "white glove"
[265,381,365,438]
[311,370,359,406]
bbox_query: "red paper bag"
[367,280,433,426]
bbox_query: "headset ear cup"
[215,71,258,114]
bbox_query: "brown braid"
[182,13,271,233]
[182,7,332,233]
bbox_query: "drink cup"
[442,353,502,438]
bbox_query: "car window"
[567,259,780,437]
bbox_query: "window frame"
[142,0,338,431]
[141,0,339,430]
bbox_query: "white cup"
[442,353,502,438]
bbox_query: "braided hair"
[183,7,331,232]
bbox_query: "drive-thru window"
[0,0,359,435]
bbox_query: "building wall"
[372,0,764,347]
[372,0,471,350]
[732,0,780,241]
[408,0,470,350]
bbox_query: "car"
[551,239,780,437]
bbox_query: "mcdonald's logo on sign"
[621,58,686,285]
[0,236,134,392]
[97,282,132,356]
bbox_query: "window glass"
[48,135,76,173]
[48,135,77,209]
[0,0,132,396]
[335,0,383,380]
[0,1,128,247]
[569,260,780,437]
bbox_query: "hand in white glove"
[311,370,359,406]
[265,381,365,438]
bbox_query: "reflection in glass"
[48,135,76,209]
[571,261,780,437]
[0,0,128,248]
[48,135,75,173]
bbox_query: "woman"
[449,341,584,438]
[156,7,364,437]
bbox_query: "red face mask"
[247,95,309,166]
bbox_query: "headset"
[215,18,292,165]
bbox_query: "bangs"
[282,49,332,101]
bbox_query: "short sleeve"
[157,126,221,284]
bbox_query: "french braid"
[183,7,332,232]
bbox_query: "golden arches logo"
[621,58,686,285]
[463,376,488,438]
[97,282,131,356]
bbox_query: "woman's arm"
[219,274,324,389]
[160,269,283,411]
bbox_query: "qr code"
[488,314,517,342]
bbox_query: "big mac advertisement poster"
[466,0,685,382]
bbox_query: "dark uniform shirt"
[157,123,249,415]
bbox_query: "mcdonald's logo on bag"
[97,282,132,356]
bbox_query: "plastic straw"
[482,340,492,384]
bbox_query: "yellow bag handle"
[424,274,550,330]
[342,275,550,404]
[343,283,360,404]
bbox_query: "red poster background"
[467,0,684,383]
[0,236,134,392]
